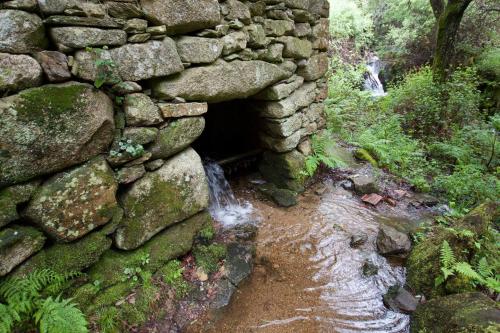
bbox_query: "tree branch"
[430,0,445,19]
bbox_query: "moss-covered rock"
[14,229,112,276]
[410,292,500,333]
[0,180,39,228]
[406,202,499,298]
[354,148,378,167]
[148,117,205,160]
[259,149,306,192]
[92,211,210,288]
[0,82,114,187]
[115,148,209,250]
[257,183,298,207]
[24,157,118,242]
[0,226,45,276]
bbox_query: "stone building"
[0,0,330,328]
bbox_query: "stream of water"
[197,164,414,333]
[364,56,386,97]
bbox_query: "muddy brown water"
[188,177,422,333]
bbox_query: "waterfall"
[204,161,255,227]
[363,56,386,97]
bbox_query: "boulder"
[115,148,209,250]
[350,233,368,248]
[34,51,71,83]
[253,75,304,101]
[0,180,39,228]
[158,102,208,118]
[122,127,158,145]
[140,0,220,35]
[37,0,77,14]
[261,113,303,138]
[115,164,146,184]
[0,226,45,276]
[376,225,411,257]
[349,173,379,195]
[50,27,127,49]
[244,24,268,48]
[383,286,418,314]
[222,31,248,55]
[224,0,251,24]
[260,130,301,152]
[257,43,284,63]
[309,0,330,17]
[297,53,328,81]
[0,82,115,187]
[14,227,113,276]
[25,157,118,242]
[148,117,205,160]
[0,53,42,93]
[225,243,254,286]
[257,183,298,207]
[43,16,122,29]
[294,23,312,37]
[259,150,306,192]
[175,37,223,64]
[0,10,47,53]
[91,212,209,288]
[2,0,38,11]
[258,82,316,118]
[124,93,163,126]
[407,202,499,298]
[153,60,289,103]
[411,292,500,333]
[110,39,183,81]
[277,36,313,59]
[263,19,294,37]
[106,1,143,19]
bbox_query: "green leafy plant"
[0,269,87,333]
[302,133,347,177]
[110,139,145,159]
[435,240,500,293]
[85,46,120,89]
[161,260,190,299]
[193,244,227,274]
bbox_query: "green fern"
[35,296,87,333]
[0,269,88,333]
[0,303,19,333]
[302,133,347,177]
[435,241,500,293]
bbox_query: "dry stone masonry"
[0,0,329,324]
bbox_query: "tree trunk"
[432,0,473,80]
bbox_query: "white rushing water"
[364,56,387,97]
[204,161,255,227]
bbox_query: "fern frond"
[484,277,500,293]
[34,296,88,333]
[453,262,483,282]
[476,257,493,278]
[440,240,456,269]
[0,303,20,333]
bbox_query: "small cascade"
[204,161,255,226]
[364,56,386,97]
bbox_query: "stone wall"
[0,0,329,326]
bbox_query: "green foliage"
[110,139,145,159]
[329,0,373,49]
[193,244,227,274]
[302,132,347,177]
[96,307,119,333]
[197,222,215,243]
[0,269,87,333]
[85,46,120,89]
[35,296,88,333]
[436,240,500,293]
[161,260,190,299]
[121,254,149,283]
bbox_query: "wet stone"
[225,243,254,286]
[349,173,379,195]
[362,260,379,277]
[258,183,298,207]
[350,233,368,248]
[383,286,418,314]
[376,225,411,257]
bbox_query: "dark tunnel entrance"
[193,99,263,177]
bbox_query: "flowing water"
[196,165,415,333]
[204,161,256,227]
[364,56,386,97]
